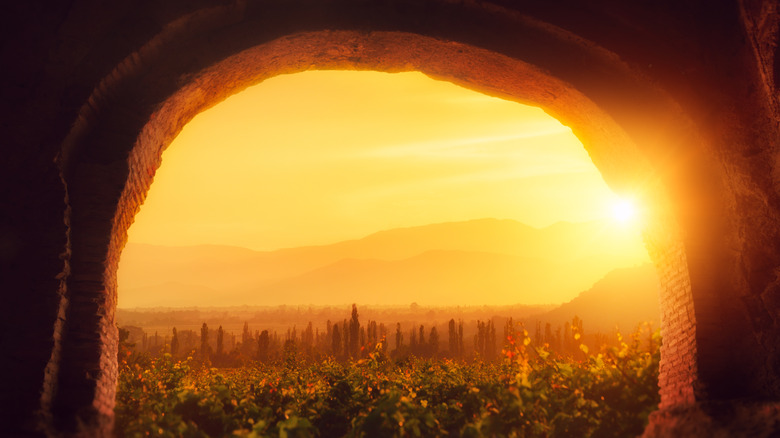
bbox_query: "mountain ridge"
[523,264,660,333]
[118,218,650,307]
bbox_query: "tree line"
[120,304,641,367]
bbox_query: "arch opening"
[113,68,666,436]
[57,29,700,435]
[118,69,654,308]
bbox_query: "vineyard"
[115,327,660,437]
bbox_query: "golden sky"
[127,70,641,251]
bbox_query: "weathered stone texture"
[649,239,697,409]
[1,1,779,436]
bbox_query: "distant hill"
[523,264,660,334]
[118,218,650,307]
[238,250,643,306]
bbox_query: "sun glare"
[611,198,638,224]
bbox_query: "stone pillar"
[0,161,69,436]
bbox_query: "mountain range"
[117,218,651,307]
[523,264,660,334]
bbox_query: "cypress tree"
[458,320,464,358]
[349,304,360,358]
[448,319,457,356]
[216,325,224,357]
[257,330,270,361]
[342,319,349,357]
[419,325,426,356]
[395,323,403,353]
[429,326,439,357]
[379,323,387,353]
[200,323,210,361]
[242,322,252,356]
[171,327,179,357]
[487,321,497,361]
[332,323,341,358]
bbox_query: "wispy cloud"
[341,165,596,204]
[362,126,572,159]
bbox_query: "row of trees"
[123,305,610,366]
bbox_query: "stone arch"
[3,1,779,436]
[50,17,703,435]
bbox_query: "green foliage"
[115,327,660,437]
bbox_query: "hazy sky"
[127,71,635,251]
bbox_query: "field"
[115,328,660,437]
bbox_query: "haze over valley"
[118,217,651,308]
[117,70,659,339]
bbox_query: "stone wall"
[648,238,698,409]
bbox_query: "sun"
[611,198,638,224]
